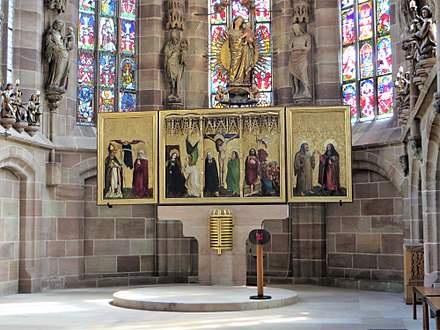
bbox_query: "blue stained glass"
[100,53,116,87]
[257,92,271,107]
[360,41,373,78]
[378,75,393,115]
[341,0,354,9]
[341,8,355,45]
[120,93,136,112]
[120,19,136,55]
[78,87,94,123]
[255,23,271,55]
[79,13,95,50]
[342,83,357,121]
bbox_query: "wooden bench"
[413,286,440,321]
[424,296,440,330]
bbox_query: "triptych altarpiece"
[97,106,352,205]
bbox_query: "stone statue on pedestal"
[164,30,187,104]
[45,20,74,94]
[289,23,312,102]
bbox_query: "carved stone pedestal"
[24,125,39,137]
[0,117,15,130]
[12,120,28,133]
[158,204,289,286]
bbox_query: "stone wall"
[327,170,403,285]
[0,168,19,296]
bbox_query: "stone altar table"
[158,204,289,286]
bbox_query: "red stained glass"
[358,2,373,41]
[341,8,355,45]
[232,0,249,21]
[121,0,136,20]
[211,0,227,25]
[378,75,393,115]
[78,52,95,86]
[255,0,270,22]
[210,62,228,93]
[360,79,375,118]
[342,46,356,82]
[211,25,227,44]
[377,0,390,36]
[79,13,95,50]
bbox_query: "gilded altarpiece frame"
[97,111,158,205]
[286,106,352,203]
[159,108,285,204]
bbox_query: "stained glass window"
[77,0,137,125]
[340,0,393,122]
[4,0,14,83]
[209,0,273,107]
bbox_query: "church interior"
[0,0,439,328]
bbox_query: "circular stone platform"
[112,285,299,312]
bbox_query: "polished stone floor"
[0,284,430,329]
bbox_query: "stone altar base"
[158,204,289,286]
[112,285,299,312]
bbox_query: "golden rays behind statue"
[210,15,269,106]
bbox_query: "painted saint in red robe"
[132,150,149,198]
[318,143,340,192]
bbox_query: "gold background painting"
[159,108,286,204]
[287,106,352,203]
[97,111,158,205]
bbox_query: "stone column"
[272,0,294,106]
[138,0,163,110]
[434,1,440,112]
[313,0,340,105]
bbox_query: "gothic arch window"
[340,0,393,122]
[209,0,273,108]
[77,0,137,125]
